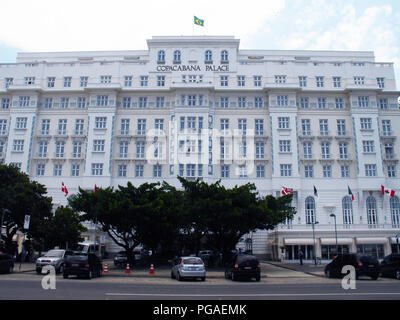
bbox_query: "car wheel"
[201,277,206,281]
[63,273,68,279]
[395,270,400,280]
[224,270,230,279]
[232,272,238,281]
[58,264,64,274]
[88,270,93,279]
[326,269,333,278]
[255,275,260,282]
[171,271,175,279]
[8,265,13,274]
[177,272,183,281]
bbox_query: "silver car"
[36,249,73,274]
[171,256,206,281]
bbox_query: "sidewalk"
[13,262,36,273]
[264,261,327,278]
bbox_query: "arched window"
[157,50,165,63]
[173,50,181,63]
[342,196,354,225]
[390,196,400,228]
[305,196,315,224]
[366,196,378,227]
[205,50,212,62]
[221,50,228,62]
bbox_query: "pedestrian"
[298,249,304,265]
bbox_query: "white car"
[171,256,206,281]
[36,249,73,274]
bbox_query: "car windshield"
[183,258,203,265]
[67,253,88,261]
[76,244,88,252]
[44,250,64,258]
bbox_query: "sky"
[0,0,399,88]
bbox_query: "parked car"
[36,249,73,274]
[171,256,206,281]
[380,253,400,280]
[63,252,103,279]
[114,251,128,268]
[224,254,261,281]
[0,253,14,274]
[76,241,105,258]
[324,253,380,280]
[198,250,214,267]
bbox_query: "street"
[0,261,399,300]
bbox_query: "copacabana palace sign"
[156,64,229,72]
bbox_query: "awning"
[356,237,388,244]
[320,238,353,245]
[284,238,315,245]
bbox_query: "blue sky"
[0,0,399,87]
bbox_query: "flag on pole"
[381,185,395,197]
[281,186,294,195]
[313,186,318,198]
[61,182,68,197]
[94,184,98,194]
[194,16,204,26]
[348,186,355,201]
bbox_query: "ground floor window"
[284,245,314,260]
[321,245,349,260]
[391,244,400,254]
[357,244,385,259]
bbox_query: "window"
[238,119,247,135]
[36,164,45,176]
[337,119,346,136]
[319,119,329,136]
[358,96,369,107]
[221,50,228,62]
[279,140,291,153]
[318,97,327,109]
[122,97,131,109]
[124,76,133,87]
[187,117,196,130]
[366,196,378,227]
[220,119,229,131]
[55,141,65,158]
[137,119,146,135]
[118,165,127,177]
[140,76,148,87]
[1,98,10,109]
[57,119,67,135]
[16,117,27,129]
[256,165,265,178]
[341,165,350,178]
[388,165,396,178]
[205,50,212,62]
[303,142,312,159]
[138,97,147,108]
[254,76,262,87]
[53,164,62,176]
[136,142,145,159]
[277,95,288,106]
[254,97,263,108]
[239,165,248,178]
[95,117,107,129]
[156,97,165,108]
[239,141,247,158]
[47,77,55,88]
[321,142,330,159]
[71,164,80,177]
[80,76,88,87]
[77,97,86,108]
[97,95,108,106]
[0,141,4,156]
[5,78,13,88]
[316,76,324,87]
[220,97,229,108]
[72,141,82,158]
[300,97,309,109]
[63,77,72,87]
[44,98,53,109]
[119,141,128,158]
[360,118,372,130]
[19,96,30,107]
[384,143,394,159]
[280,164,292,177]
[0,119,6,135]
[120,119,130,135]
[157,50,165,63]
[188,95,196,107]
[382,120,392,136]
[362,141,375,153]
[390,197,400,228]
[237,76,245,86]
[41,119,50,135]
[38,141,48,158]
[354,76,365,85]
[24,77,35,85]
[323,165,332,178]
[335,97,344,109]
[256,142,265,159]
[221,165,230,178]
[339,143,348,159]
[220,75,228,87]
[301,119,311,136]
[220,141,229,159]
[305,197,316,224]
[153,165,162,178]
[13,139,24,152]
[157,75,165,87]
[100,75,111,84]
[135,165,144,177]
[173,50,181,63]
[342,197,354,225]
[91,163,103,176]
[275,75,286,84]
[299,76,307,87]
[379,98,388,110]
[255,119,264,136]
[333,77,341,88]
[365,164,377,177]
[278,117,290,129]
[304,165,313,178]
[60,97,69,108]
[238,97,246,108]
[377,77,385,88]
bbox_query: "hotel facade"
[0,36,399,261]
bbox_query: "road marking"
[106,292,400,297]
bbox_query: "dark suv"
[380,253,400,280]
[225,254,261,281]
[325,253,380,280]
[63,252,102,279]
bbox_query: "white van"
[76,241,105,258]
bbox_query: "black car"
[63,252,103,279]
[113,251,127,268]
[224,254,261,281]
[0,253,14,274]
[380,253,400,280]
[324,253,380,280]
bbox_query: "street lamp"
[330,213,338,257]
[309,220,319,265]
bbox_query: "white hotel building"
[0,36,399,261]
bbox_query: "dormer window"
[205,50,212,63]
[221,50,229,63]
[157,50,165,64]
[173,50,181,64]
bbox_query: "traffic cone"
[149,264,155,275]
[125,263,131,274]
[103,263,109,274]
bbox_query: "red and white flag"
[61,182,68,197]
[381,185,395,197]
[94,184,98,194]
[281,186,294,195]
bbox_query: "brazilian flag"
[194,16,204,26]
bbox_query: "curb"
[262,261,326,278]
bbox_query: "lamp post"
[330,213,338,256]
[309,220,319,265]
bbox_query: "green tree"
[0,163,53,253]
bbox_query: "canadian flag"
[61,182,68,197]
[381,185,395,197]
[281,186,294,195]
